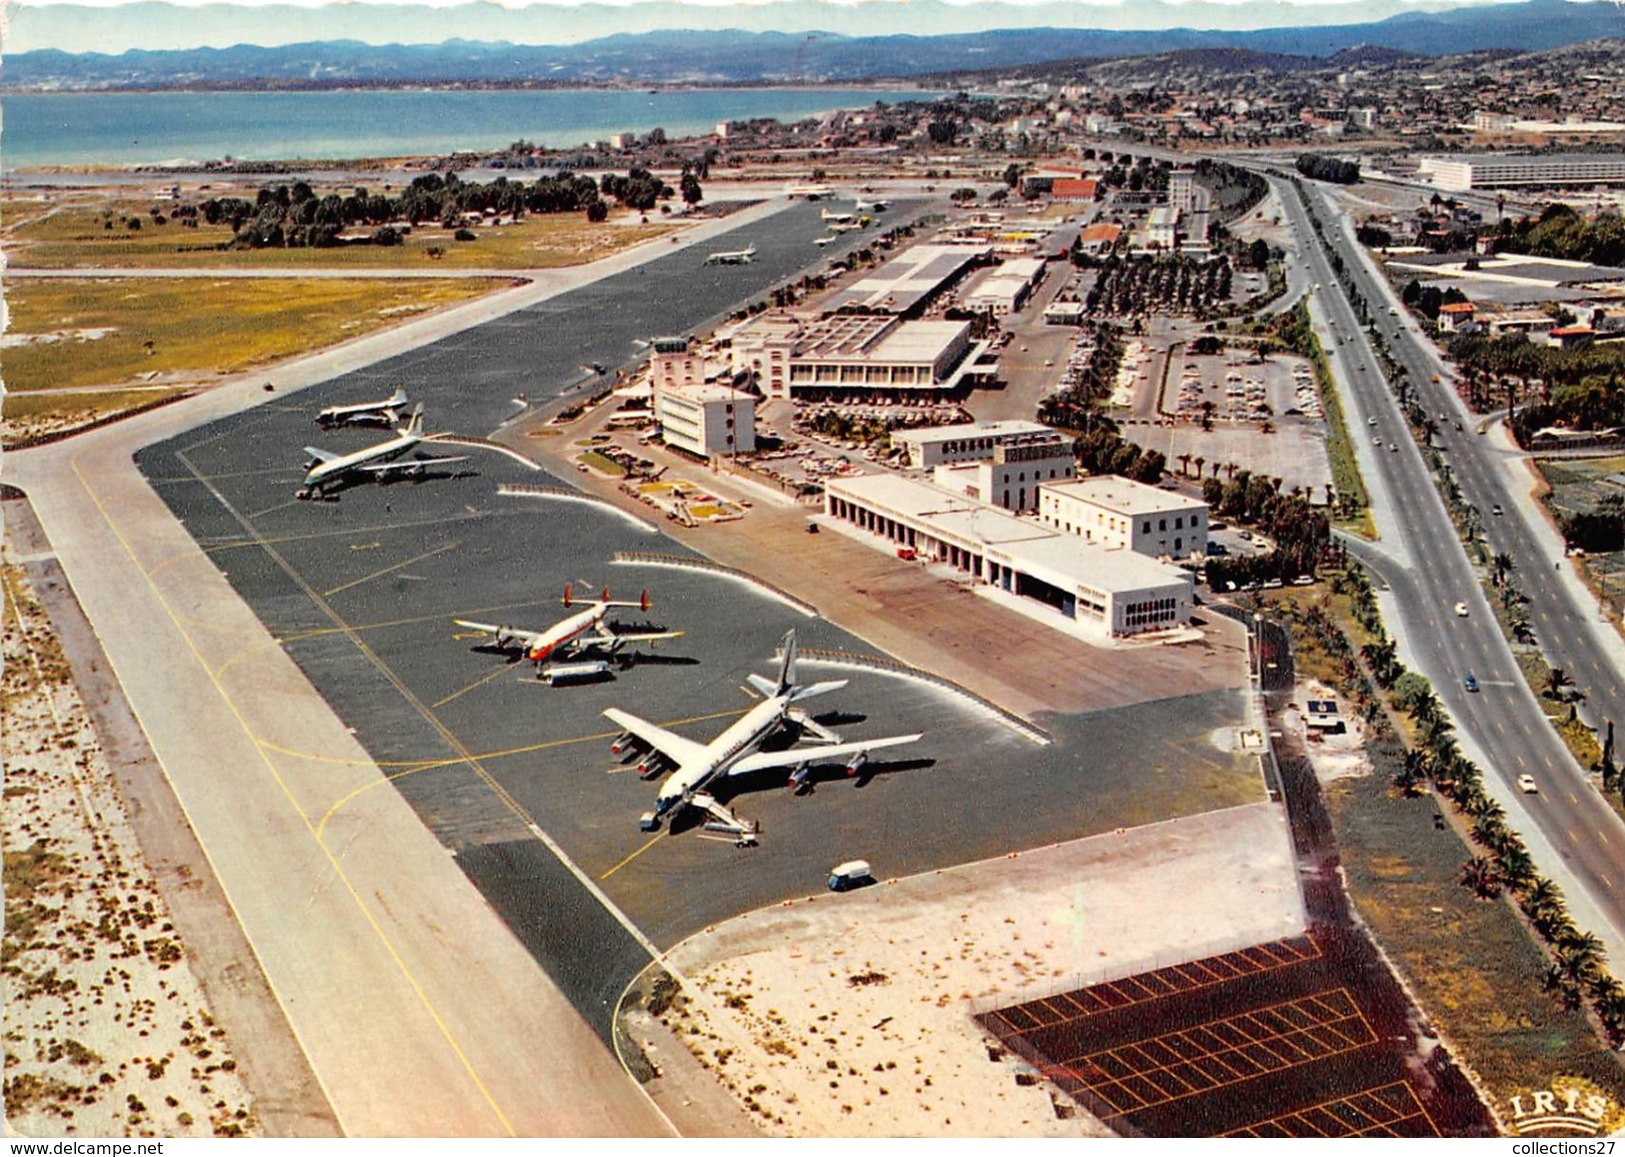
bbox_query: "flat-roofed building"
[892,419,1065,469]
[650,335,705,393]
[1039,475,1208,559]
[655,382,755,459]
[962,257,1048,317]
[729,313,975,399]
[1146,205,1179,250]
[823,243,991,316]
[824,473,1192,636]
[931,435,1076,511]
[1420,153,1625,191]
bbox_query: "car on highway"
[1454,602,1469,617]
[1464,673,1480,693]
[1368,416,1378,426]
[1492,503,1504,516]
[1517,773,1539,794]
[1373,436,1382,446]
[1390,443,1399,453]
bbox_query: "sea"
[1,87,937,170]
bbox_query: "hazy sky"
[1,0,1558,55]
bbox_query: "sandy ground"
[2,545,256,1137]
[1283,680,1376,784]
[632,800,1305,1137]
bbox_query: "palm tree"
[1497,845,1537,894]
[1493,551,1515,588]
[1460,856,1502,899]
[1545,667,1573,701]
[1543,962,1585,1011]
[1176,452,1193,478]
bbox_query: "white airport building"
[1039,476,1208,559]
[1419,153,1625,191]
[823,473,1193,637]
[931,436,1076,512]
[962,257,1048,317]
[728,313,977,400]
[891,419,1062,469]
[822,243,991,316]
[655,383,756,459]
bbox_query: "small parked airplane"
[813,235,837,247]
[854,198,888,213]
[820,207,855,223]
[315,386,410,428]
[455,586,680,668]
[604,629,921,843]
[297,409,470,500]
[828,221,863,233]
[704,244,756,266]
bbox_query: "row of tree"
[194,167,695,248]
[1295,154,1361,184]
[1503,203,1625,268]
[1284,564,1625,1047]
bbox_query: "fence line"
[788,646,1051,746]
[498,483,660,535]
[611,550,820,618]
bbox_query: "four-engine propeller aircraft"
[704,244,756,266]
[819,207,855,224]
[298,408,470,500]
[455,586,681,670]
[854,198,888,213]
[603,629,921,844]
[315,386,410,428]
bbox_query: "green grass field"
[4,278,501,394]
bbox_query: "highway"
[1271,173,1625,958]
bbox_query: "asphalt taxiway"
[133,199,1264,1038]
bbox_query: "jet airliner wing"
[304,446,341,464]
[724,734,922,777]
[598,630,684,646]
[355,454,471,477]
[603,707,707,767]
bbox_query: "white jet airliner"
[604,629,921,844]
[297,409,470,500]
[704,244,756,265]
[315,387,410,428]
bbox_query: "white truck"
[827,860,873,892]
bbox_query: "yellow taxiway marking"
[431,663,519,709]
[275,600,548,644]
[323,541,458,597]
[601,835,663,881]
[85,446,517,1136]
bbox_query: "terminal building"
[823,473,1194,637]
[1419,153,1625,191]
[655,383,756,459]
[728,313,978,400]
[891,419,1063,469]
[822,243,992,316]
[1038,476,1208,559]
[931,435,1076,513]
[649,335,756,458]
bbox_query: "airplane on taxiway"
[704,244,756,265]
[604,629,921,844]
[297,408,470,500]
[455,586,681,670]
[315,386,411,428]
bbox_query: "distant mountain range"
[5,0,1623,91]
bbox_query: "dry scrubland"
[1,556,257,1137]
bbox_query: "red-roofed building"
[1546,326,1596,349]
[1051,178,1098,202]
[1437,301,1476,333]
[1077,222,1123,256]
